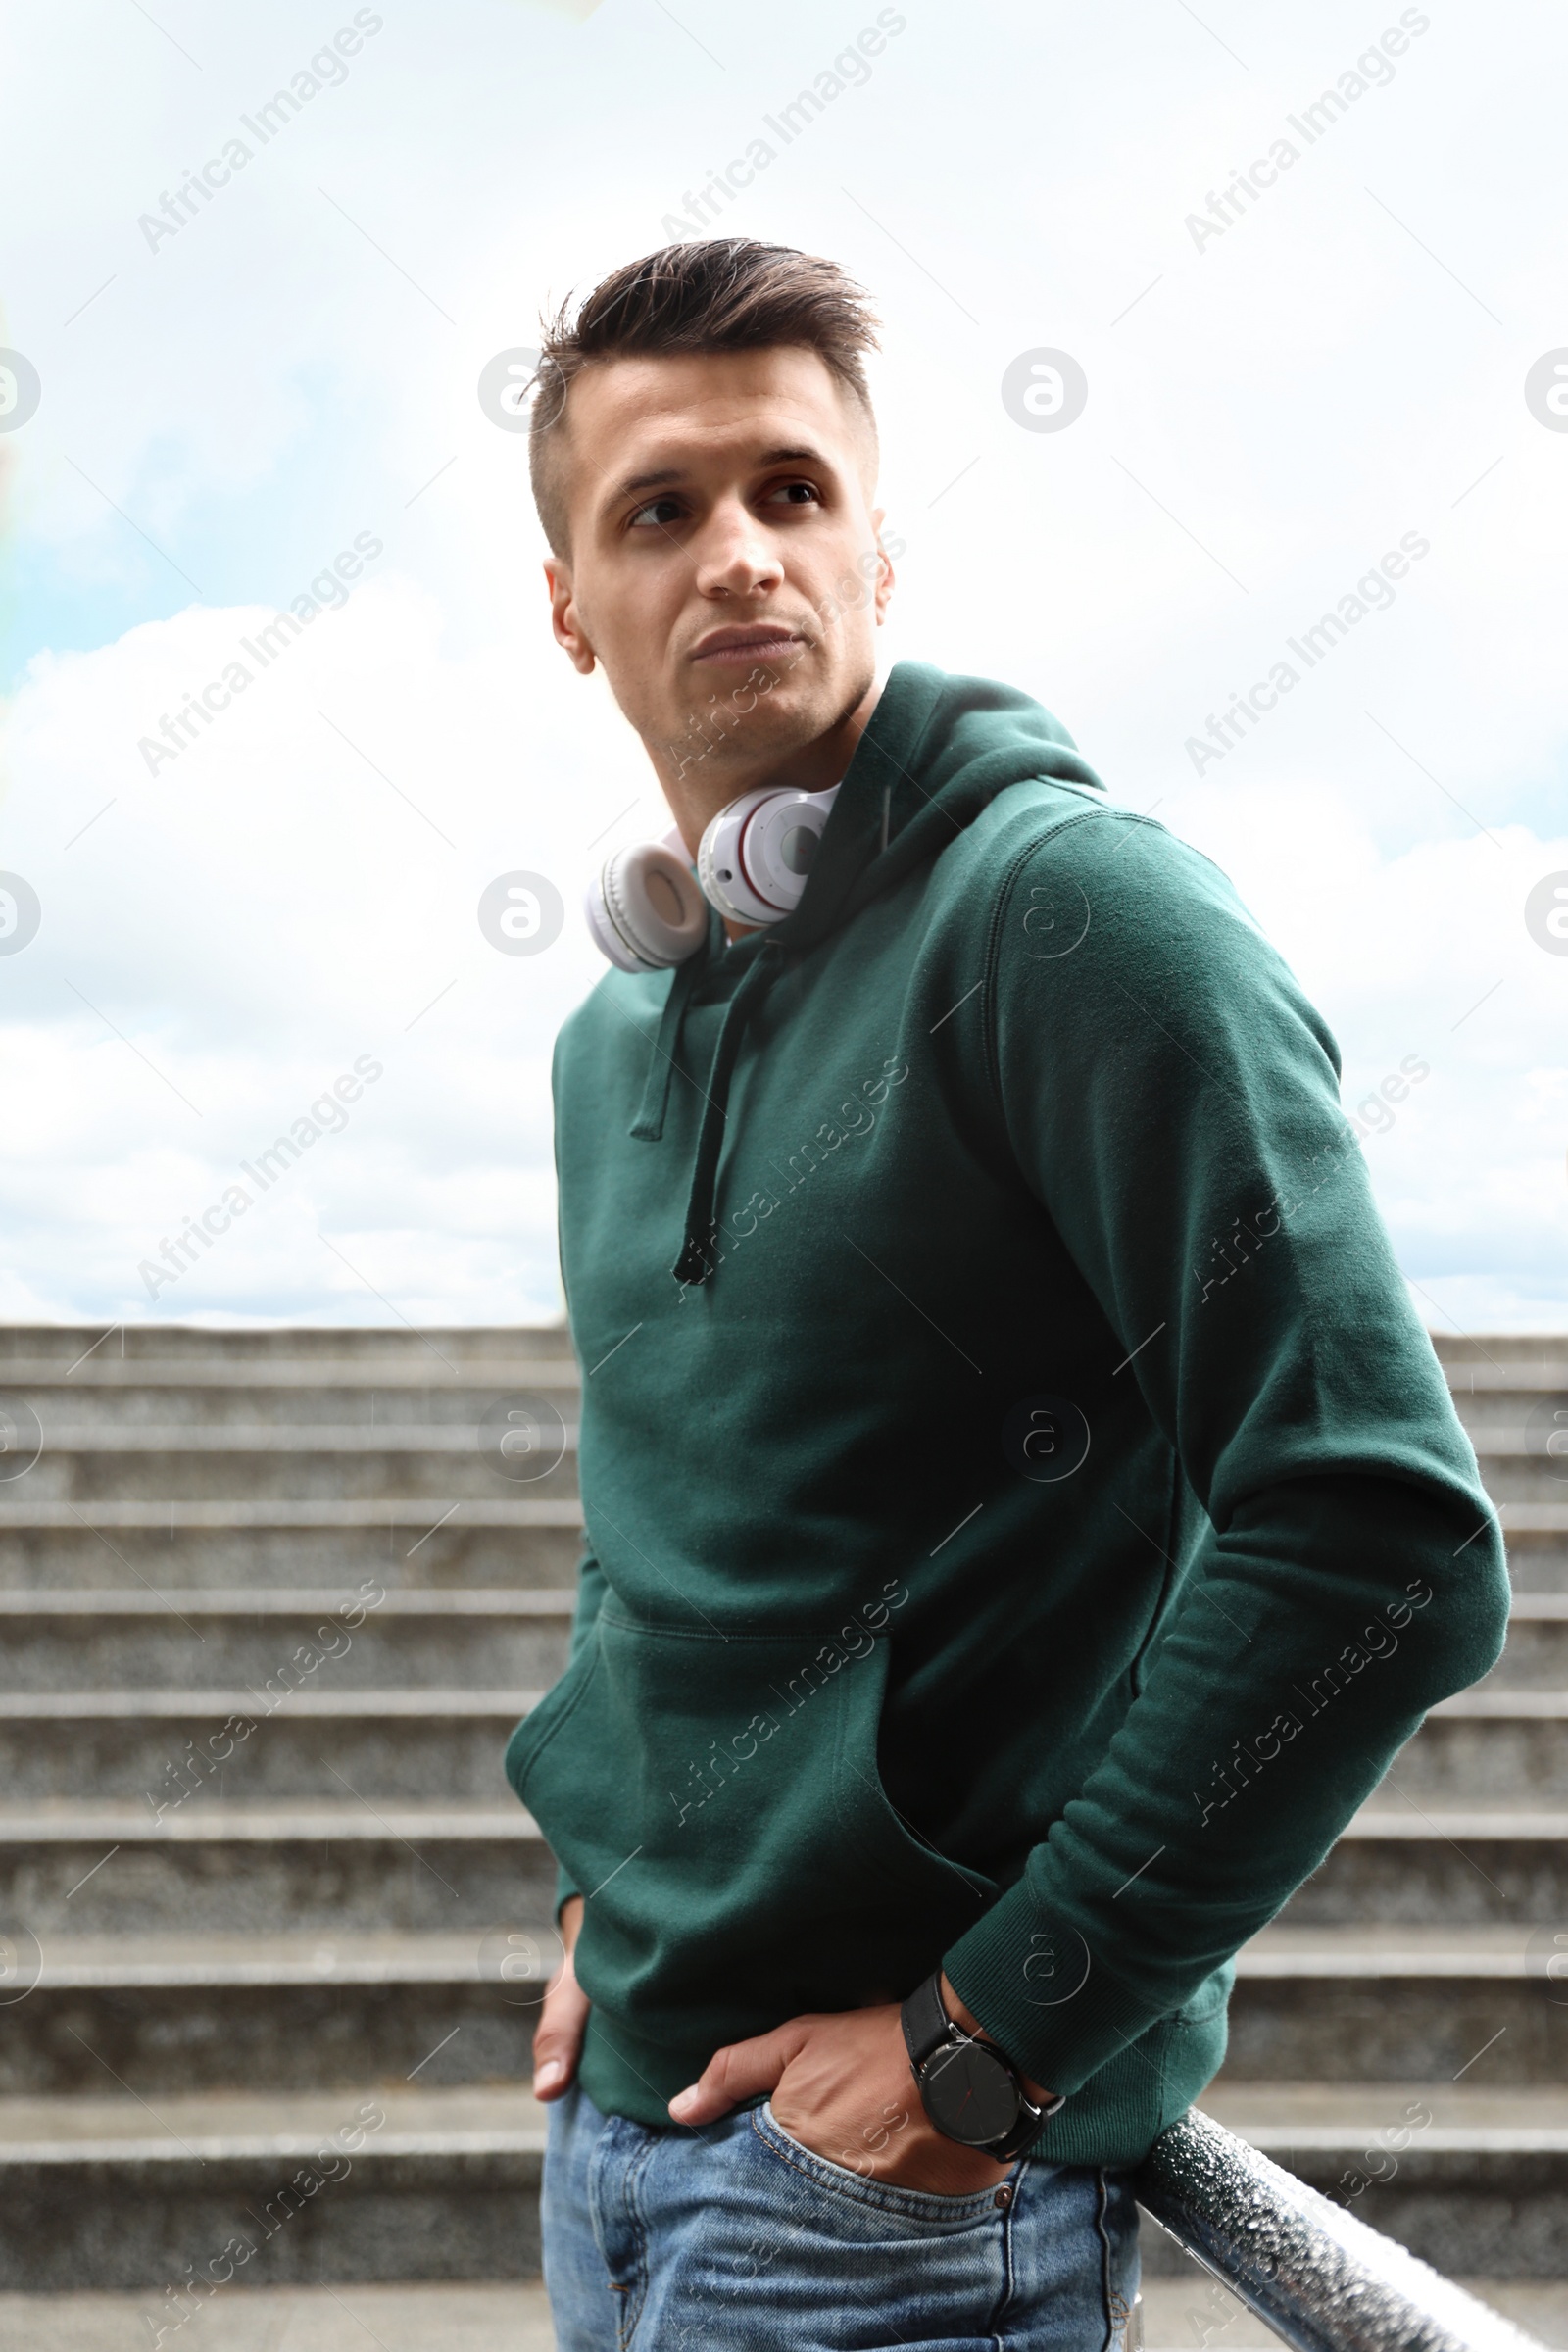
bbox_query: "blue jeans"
[542,2084,1140,2350]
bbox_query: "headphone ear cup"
[698,784,839,925]
[593,840,709,970]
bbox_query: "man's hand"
[666,1976,1052,2195]
[531,1895,589,2102]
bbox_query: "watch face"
[921,2038,1021,2147]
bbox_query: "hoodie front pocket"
[510,1612,996,2042]
[503,1634,601,1809]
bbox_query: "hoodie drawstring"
[629,952,706,1143]
[623,662,1107,1292]
[671,944,781,1288]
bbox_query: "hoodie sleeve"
[939,808,1509,2097]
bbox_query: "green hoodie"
[508,660,1508,2168]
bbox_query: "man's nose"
[693,500,784,599]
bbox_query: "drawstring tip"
[672,1238,713,1288]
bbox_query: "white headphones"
[584,784,840,973]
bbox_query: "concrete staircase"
[0,1325,576,2292]
[0,1324,1562,2294]
[1192,1334,1568,2281]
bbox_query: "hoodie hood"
[664,661,1106,1283]
[771,660,1105,954]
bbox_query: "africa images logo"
[1525,873,1568,956]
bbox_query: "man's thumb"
[532,1965,590,2101]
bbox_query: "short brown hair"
[528,239,880,556]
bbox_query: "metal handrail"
[1134,2107,1547,2352]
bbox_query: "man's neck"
[654,674,883,861]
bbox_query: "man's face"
[544,346,892,790]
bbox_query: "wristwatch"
[901,1971,1064,2161]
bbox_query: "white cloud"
[1,0,1565,1328]
[0,571,644,1325]
[1166,779,1568,1331]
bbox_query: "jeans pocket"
[751,2102,1004,2230]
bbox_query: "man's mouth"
[688,625,808,668]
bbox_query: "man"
[508,239,1508,2349]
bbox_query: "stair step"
[1206,2079,1568,2147]
[0,1693,538,1802]
[26,1931,555,1987]
[12,1449,580,1505]
[1475,1486,1568,1516]
[1476,1481,1568,1510]
[1138,2271,1568,2346]
[0,1499,583,1529]
[0,2281,560,2351]
[0,1425,582,1450]
[0,1934,555,2097]
[1238,1924,1555,1973]
[0,2085,548,2291]
[0,1592,570,1694]
[1438,1689,1568,1713]
[0,1589,574,1616]
[0,1690,538,1717]
[9,1434,581,1513]
[1441,1355,1568,1390]
[0,1802,536,1838]
[0,1355,578,1391]
[1462,1595,1568,1687]
[1226,1924,1568,2083]
[1198,2082,1568,2278]
[1345,1806,1568,1837]
[0,1804,552,1935]
[0,1324,571,1367]
[0,1527,580,1592]
[1403,1694,1568,1800]
[1499,1542,1568,1594]
[1286,1806,1568,1923]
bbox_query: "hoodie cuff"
[941,1878,1161,2095]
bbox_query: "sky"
[0,0,1564,1335]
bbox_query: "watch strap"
[900,1969,954,2073]
[901,1971,1067,2159]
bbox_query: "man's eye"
[627,497,685,529]
[762,481,821,507]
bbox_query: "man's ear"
[870,509,895,626]
[546,558,597,675]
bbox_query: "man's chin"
[672,678,836,770]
